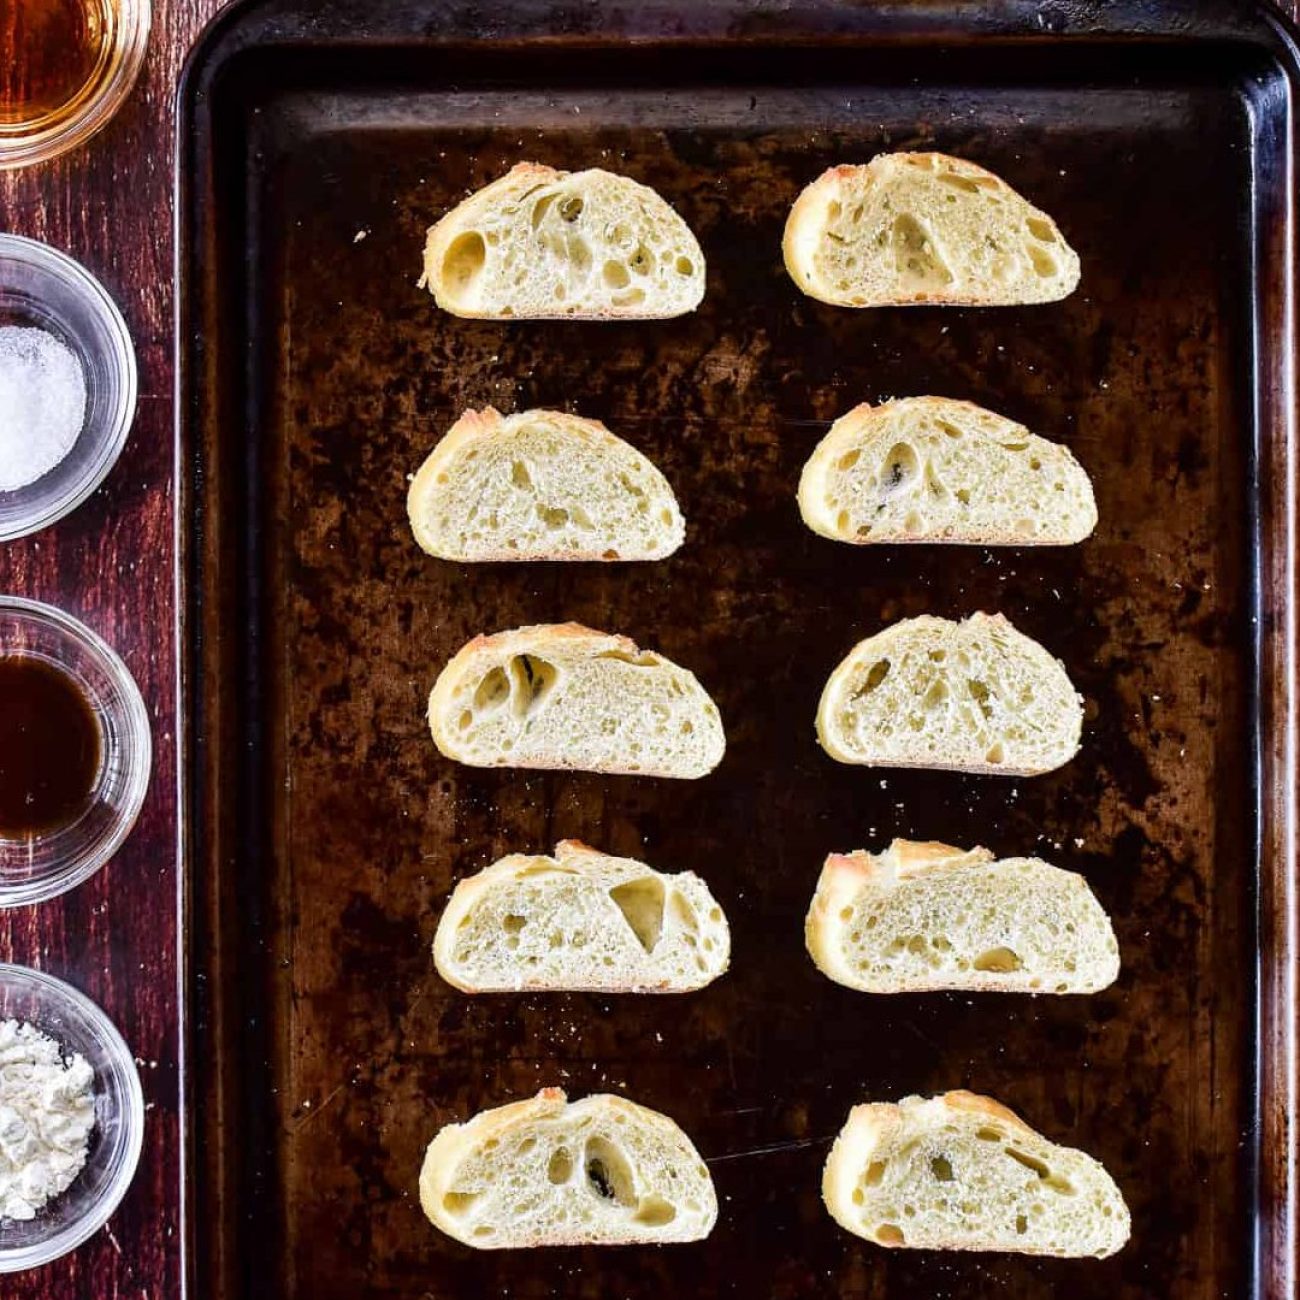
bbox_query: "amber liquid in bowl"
[0,0,113,130]
[0,656,100,836]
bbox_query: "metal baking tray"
[177,2,1299,1295]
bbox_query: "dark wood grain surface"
[0,0,224,1294]
[2,0,1297,1296]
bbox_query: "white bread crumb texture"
[421,1090,717,1247]
[818,613,1083,775]
[435,842,730,992]
[798,397,1097,546]
[824,1092,1129,1258]
[407,407,684,562]
[806,840,1119,994]
[429,624,725,779]
[784,152,1080,307]
[424,164,705,319]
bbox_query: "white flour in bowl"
[0,1019,95,1221]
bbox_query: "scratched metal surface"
[180,7,1293,1298]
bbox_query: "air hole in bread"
[502,914,527,934]
[536,504,569,529]
[890,214,954,287]
[985,742,1005,764]
[826,200,842,224]
[998,440,1029,452]
[1028,244,1058,278]
[1016,1213,1029,1234]
[923,679,949,710]
[876,1223,905,1245]
[510,460,533,490]
[457,709,473,731]
[507,654,557,717]
[442,231,486,295]
[936,420,963,438]
[584,1137,636,1206]
[955,488,971,505]
[473,666,510,713]
[603,260,631,289]
[851,1187,864,1205]
[865,1160,887,1187]
[609,877,666,953]
[633,1194,677,1226]
[442,1190,478,1216]
[1026,216,1058,244]
[595,648,659,667]
[547,1146,573,1184]
[629,245,652,275]
[837,449,861,471]
[559,195,584,223]
[973,946,1021,973]
[472,1225,494,1237]
[976,1126,1004,1142]
[675,256,695,277]
[613,287,646,307]
[518,1136,537,1154]
[1006,1147,1053,1180]
[882,442,920,493]
[1030,457,1042,471]
[937,171,982,194]
[855,659,890,698]
[967,679,993,718]
[930,1156,954,1181]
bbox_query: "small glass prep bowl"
[0,597,151,906]
[0,235,137,542]
[0,964,144,1273]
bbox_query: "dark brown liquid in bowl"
[0,655,100,836]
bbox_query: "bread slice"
[407,407,685,562]
[805,839,1119,994]
[783,152,1080,307]
[822,1091,1130,1257]
[420,1087,717,1248]
[433,840,730,993]
[421,163,706,319]
[428,623,725,778]
[797,397,1096,546]
[816,613,1082,776]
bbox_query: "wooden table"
[0,1,1295,1295]
[0,0,223,1293]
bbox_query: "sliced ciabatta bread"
[783,152,1080,308]
[407,407,684,562]
[433,840,730,993]
[816,613,1082,776]
[823,1091,1130,1257]
[805,839,1118,994]
[429,623,725,778]
[797,397,1096,546]
[420,1088,717,1248]
[421,163,705,319]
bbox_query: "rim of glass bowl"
[0,234,138,542]
[0,963,145,1272]
[0,596,151,907]
[0,0,152,172]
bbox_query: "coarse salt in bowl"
[0,235,137,543]
[0,964,144,1273]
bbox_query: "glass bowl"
[0,235,137,542]
[0,964,144,1272]
[0,0,152,172]
[0,596,151,906]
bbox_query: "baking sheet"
[178,3,1300,1296]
